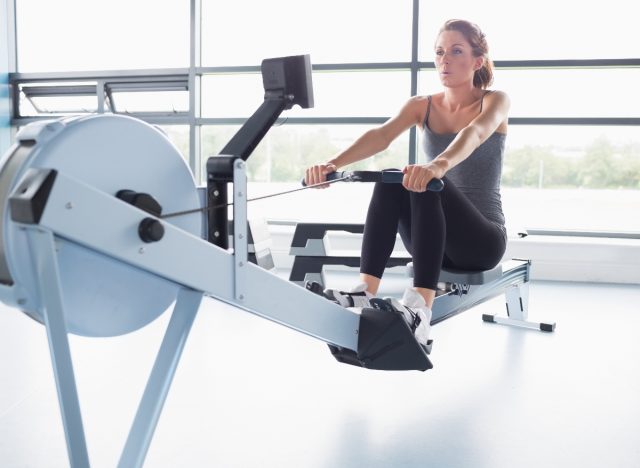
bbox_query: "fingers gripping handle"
[302,170,444,192]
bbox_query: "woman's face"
[434,30,483,88]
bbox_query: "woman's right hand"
[304,163,337,188]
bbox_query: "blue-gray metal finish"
[26,228,91,467]
[233,159,248,302]
[0,115,201,336]
[118,287,202,468]
[30,168,360,346]
[431,260,530,325]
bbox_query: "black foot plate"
[329,299,433,371]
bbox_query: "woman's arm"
[328,96,427,169]
[304,96,426,187]
[403,91,510,192]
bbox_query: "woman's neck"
[441,85,483,112]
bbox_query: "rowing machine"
[0,55,435,468]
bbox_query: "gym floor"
[1,276,639,468]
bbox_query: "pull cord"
[160,175,352,220]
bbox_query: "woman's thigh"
[439,183,506,270]
[400,178,506,271]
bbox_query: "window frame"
[6,0,640,236]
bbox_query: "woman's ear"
[474,56,485,71]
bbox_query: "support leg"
[482,282,556,332]
[118,287,202,468]
[27,229,91,467]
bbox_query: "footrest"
[329,298,433,371]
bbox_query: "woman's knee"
[370,181,407,206]
[409,189,441,209]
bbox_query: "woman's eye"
[453,49,462,54]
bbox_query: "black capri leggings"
[360,176,507,290]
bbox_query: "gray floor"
[1,277,639,468]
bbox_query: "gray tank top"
[422,93,507,234]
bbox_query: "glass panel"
[157,125,189,162]
[420,69,640,118]
[502,125,640,189]
[417,69,443,96]
[202,124,410,181]
[496,69,640,118]
[16,0,189,71]
[302,71,410,118]
[202,71,411,118]
[202,125,409,223]
[501,126,640,233]
[18,82,98,116]
[20,95,98,116]
[111,91,188,114]
[419,0,640,60]
[202,0,412,66]
[201,74,264,118]
[204,124,640,230]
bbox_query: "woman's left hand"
[402,164,442,192]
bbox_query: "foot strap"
[305,282,434,371]
[329,299,433,371]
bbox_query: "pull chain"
[160,175,352,220]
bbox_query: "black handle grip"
[302,170,444,192]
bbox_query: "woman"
[304,19,510,347]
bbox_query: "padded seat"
[406,262,503,285]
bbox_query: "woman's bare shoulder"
[414,92,445,102]
[408,95,429,106]
[484,89,510,104]
[402,96,429,126]
[483,90,510,133]
[410,92,444,103]
[408,94,444,126]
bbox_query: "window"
[14,76,190,118]
[501,125,640,233]
[495,68,640,118]
[418,0,639,60]
[16,0,189,72]
[157,125,189,162]
[10,0,640,237]
[105,80,189,115]
[202,0,412,65]
[201,125,408,224]
[18,83,98,116]
[202,70,410,118]
[201,124,409,182]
